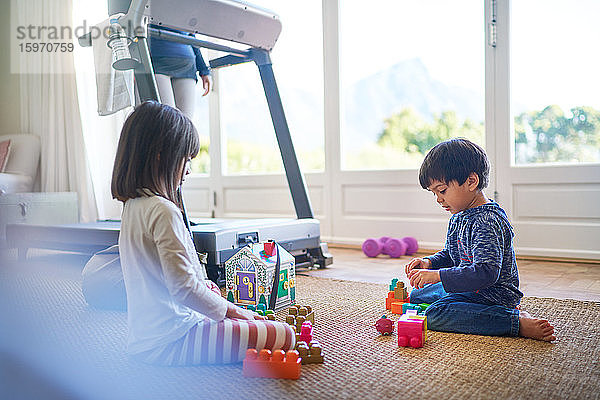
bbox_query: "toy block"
[402,303,421,314]
[298,321,313,343]
[418,303,431,313]
[391,301,406,315]
[295,340,325,364]
[286,305,315,332]
[257,303,267,314]
[243,349,302,379]
[375,315,394,335]
[385,292,395,310]
[286,314,307,333]
[394,281,408,301]
[264,240,276,256]
[397,312,427,348]
[385,279,410,310]
[288,305,314,325]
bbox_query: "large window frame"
[182,0,600,259]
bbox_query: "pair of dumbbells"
[362,236,418,258]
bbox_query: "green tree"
[514,105,600,163]
[377,107,484,155]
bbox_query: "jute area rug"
[0,254,599,400]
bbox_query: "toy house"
[225,240,296,311]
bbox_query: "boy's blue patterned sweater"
[426,202,523,308]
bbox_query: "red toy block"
[385,292,395,310]
[397,311,427,348]
[243,349,301,379]
[264,240,276,256]
[299,321,313,343]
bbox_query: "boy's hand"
[408,269,441,289]
[404,257,432,276]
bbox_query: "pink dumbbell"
[362,238,384,257]
[401,236,419,255]
[382,238,407,257]
[362,236,419,258]
[363,237,407,258]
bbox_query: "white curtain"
[17,0,98,222]
[72,0,130,220]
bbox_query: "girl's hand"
[404,257,432,276]
[226,303,266,320]
[408,269,440,289]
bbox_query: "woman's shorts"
[151,56,198,81]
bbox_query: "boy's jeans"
[410,282,520,337]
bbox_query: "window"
[190,64,210,174]
[511,0,600,165]
[219,0,325,175]
[339,0,485,170]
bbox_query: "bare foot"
[519,311,556,342]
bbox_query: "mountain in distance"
[217,58,483,150]
[343,58,484,149]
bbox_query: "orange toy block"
[386,291,409,310]
[243,349,302,380]
[390,301,406,315]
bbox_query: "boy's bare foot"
[519,311,556,342]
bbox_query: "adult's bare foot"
[519,311,556,342]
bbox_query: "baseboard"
[326,242,600,265]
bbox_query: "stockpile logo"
[9,0,143,75]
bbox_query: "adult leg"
[409,282,448,304]
[135,318,296,366]
[154,73,176,108]
[171,78,196,119]
[424,292,519,337]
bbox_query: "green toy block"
[389,278,399,291]
[402,303,421,314]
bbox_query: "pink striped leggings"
[133,318,296,366]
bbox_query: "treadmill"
[6,0,332,284]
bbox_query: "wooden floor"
[303,247,600,302]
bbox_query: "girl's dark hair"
[419,138,489,190]
[111,101,199,209]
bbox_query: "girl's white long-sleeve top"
[118,192,228,354]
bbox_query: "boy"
[406,138,555,342]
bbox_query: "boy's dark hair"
[419,138,489,190]
[111,101,199,209]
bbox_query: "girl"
[111,101,295,365]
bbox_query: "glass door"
[494,0,600,259]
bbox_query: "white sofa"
[0,134,40,194]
